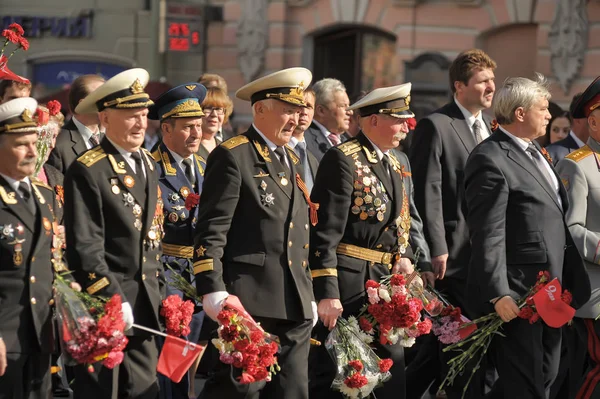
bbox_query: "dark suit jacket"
[64,139,164,334]
[192,127,314,322]
[464,129,590,316]
[46,119,88,175]
[309,132,431,314]
[409,101,493,283]
[307,151,319,181]
[42,163,64,223]
[0,177,60,353]
[304,122,347,163]
[546,133,582,165]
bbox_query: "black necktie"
[131,151,146,186]
[182,158,195,189]
[381,155,396,192]
[473,120,483,144]
[18,182,35,214]
[274,146,290,177]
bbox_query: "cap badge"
[130,78,145,95]
[185,85,197,91]
[21,109,33,122]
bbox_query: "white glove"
[311,301,318,327]
[203,291,229,321]
[121,302,134,331]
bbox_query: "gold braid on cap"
[161,99,204,119]
[378,95,411,114]
[0,109,38,132]
[103,79,153,108]
[265,83,306,106]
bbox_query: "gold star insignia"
[196,246,207,257]
[314,250,321,258]
[88,272,96,280]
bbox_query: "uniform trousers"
[0,352,51,399]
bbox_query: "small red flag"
[533,278,575,328]
[157,335,204,383]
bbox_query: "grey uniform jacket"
[556,138,600,318]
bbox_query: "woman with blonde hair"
[197,87,233,160]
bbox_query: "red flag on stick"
[157,335,205,383]
[532,278,575,328]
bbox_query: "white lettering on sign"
[545,284,557,301]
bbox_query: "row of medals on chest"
[0,202,55,266]
[351,156,389,222]
[111,177,161,250]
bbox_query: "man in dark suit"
[308,83,433,399]
[0,97,73,398]
[47,74,105,174]
[546,93,589,165]
[148,83,207,399]
[64,68,165,399]
[192,67,318,399]
[290,88,319,191]
[304,78,352,162]
[464,74,591,398]
[408,49,497,398]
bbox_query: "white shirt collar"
[312,119,340,143]
[289,136,307,149]
[0,173,30,193]
[72,116,98,148]
[570,130,586,148]
[105,137,145,175]
[167,148,195,178]
[253,124,279,152]
[499,126,530,151]
[454,97,485,131]
[363,134,388,161]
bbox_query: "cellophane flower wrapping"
[211,296,280,384]
[327,317,393,399]
[34,121,59,175]
[54,277,128,370]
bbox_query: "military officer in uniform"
[192,67,317,399]
[148,83,207,399]
[556,76,600,398]
[308,83,433,399]
[64,68,164,399]
[0,97,74,398]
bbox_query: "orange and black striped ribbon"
[296,173,319,226]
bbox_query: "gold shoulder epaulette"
[30,178,52,191]
[222,135,249,150]
[151,150,160,162]
[565,145,593,163]
[338,139,361,156]
[77,146,106,167]
[194,153,206,164]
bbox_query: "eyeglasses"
[203,107,225,115]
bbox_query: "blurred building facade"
[1,0,597,125]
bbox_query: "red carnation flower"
[561,290,573,305]
[518,306,534,320]
[344,373,368,389]
[406,117,417,130]
[238,372,255,384]
[47,100,61,116]
[8,23,24,36]
[365,280,380,289]
[18,37,29,51]
[379,358,393,373]
[185,193,200,210]
[358,316,373,333]
[221,324,239,342]
[348,359,363,372]
[417,318,432,335]
[2,29,19,44]
[390,274,406,287]
[529,313,540,324]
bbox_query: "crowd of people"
[0,44,598,399]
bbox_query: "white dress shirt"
[0,173,30,196]
[73,116,100,150]
[253,124,290,168]
[454,97,490,141]
[313,119,341,146]
[570,130,586,148]
[167,148,195,180]
[106,137,146,177]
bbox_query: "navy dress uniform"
[308,84,432,399]
[0,98,70,399]
[555,78,600,399]
[192,68,317,399]
[64,68,165,399]
[148,83,207,399]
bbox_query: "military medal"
[374,198,382,207]
[180,186,190,199]
[43,217,52,236]
[134,219,143,231]
[359,211,368,220]
[13,247,23,266]
[132,204,142,217]
[377,212,385,221]
[278,172,288,186]
[168,192,181,203]
[368,209,376,217]
[260,180,268,191]
[1,224,14,240]
[124,175,135,188]
[261,192,275,206]
[148,230,157,240]
[364,194,373,204]
[180,212,187,221]
[354,197,364,206]
[168,212,179,222]
[16,224,23,235]
[112,185,121,195]
[363,176,371,186]
[351,206,360,215]
[122,192,135,206]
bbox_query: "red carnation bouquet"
[441,271,575,397]
[327,317,394,398]
[358,274,432,347]
[35,100,63,174]
[212,296,280,384]
[161,295,195,337]
[54,275,128,371]
[0,23,30,84]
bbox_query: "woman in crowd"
[545,110,571,145]
[197,87,233,160]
